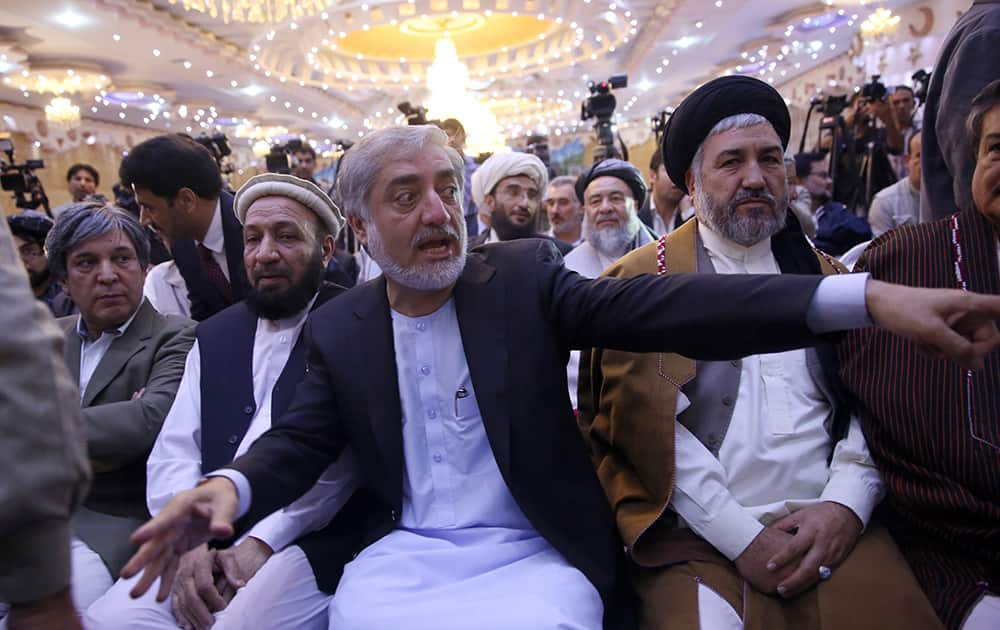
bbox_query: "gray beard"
[366,220,468,292]
[583,211,642,259]
[694,188,787,248]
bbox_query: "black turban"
[660,76,791,194]
[575,158,647,209]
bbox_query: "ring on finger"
[818,565,833,581]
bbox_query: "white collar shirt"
[76,300,144,401]
[667,222,884,560]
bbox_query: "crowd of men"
[2,5,999,629]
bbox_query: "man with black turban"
[577,76,942,630]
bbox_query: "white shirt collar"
[200,199,224,254]
[697,220,773,264]
[77,298,145,341]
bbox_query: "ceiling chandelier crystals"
[166,0,331,25]
[44,96,81,127]
[860,6,901,47]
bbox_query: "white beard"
[366,220,468,291]
[583,210,642,259]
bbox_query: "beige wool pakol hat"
[234,173,345,240]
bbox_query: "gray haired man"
[44,202,194,614]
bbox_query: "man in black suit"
[123,125,1000,630]
[121,134,251,321]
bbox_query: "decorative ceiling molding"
[623,0,681,77]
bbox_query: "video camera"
[860,75,888,103]
[397,101,429,126]
[581,74,628,162]
[0,135,49,213]
[650,108,673,143]
[264,138,307,174]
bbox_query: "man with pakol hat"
[85,173,360,630]
[578,75,943,630]
[468,151,573,254]
[563,157,656,407]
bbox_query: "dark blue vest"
[196,284,343,474]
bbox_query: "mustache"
[730,188,777,208]
[412,224,460,248]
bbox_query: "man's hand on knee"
[214,537,274,603]
[171,544,226,630]
[734,526,796,595]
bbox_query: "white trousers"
[962,594,1000,630]
[0,537,112,630]
[82,545,329,630]
[696,583,742,630]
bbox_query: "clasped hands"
[734,501,862,599]
[168,537,272,630]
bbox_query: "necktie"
[197,243,233,303]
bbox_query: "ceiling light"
[52,9,89,28]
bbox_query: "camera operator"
[6,211,76,317]
[829,90,900,212]
[52,164,100,218]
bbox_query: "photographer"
[829,91,899,213]
[6,211,76,317]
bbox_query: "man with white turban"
[468,152,572,254]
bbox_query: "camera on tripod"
[264,138,307,174]
[859,75,888,103]
[650,108,674,142]
[0,134,49,213]
[581,74,628,162]
[911,69,932,105]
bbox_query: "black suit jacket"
[229,238,828,628]
[467,229,574,256]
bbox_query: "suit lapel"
[82,301,154,406]
[64,321,83,385]
[453,255,512,478]
[352,278,404,490]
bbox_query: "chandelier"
[425,38,507,155]
[45,96,81,127]
[860,8,901,41]
[166,0,330,24]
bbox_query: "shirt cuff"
[820,475,884,530]
[806,273,873,334]
[243,511,296,553]
[673,492,764,561]
[206,469,251,519]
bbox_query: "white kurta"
[668,222,885,561]
[142,261,190,318]
[326,298,603,630]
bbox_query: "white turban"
[470,152,549,207]
[234,173,344,240]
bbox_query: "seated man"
[578,76,941,630]
[868,130,923,237]
[564,158,656,407]
[467,151,573,254]
[46,203,194,613]
[839,79,1000,630]
[7,211,76,317]
[795,151,873,256]
[84,174,359,629]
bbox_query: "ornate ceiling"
[0,0,918,154]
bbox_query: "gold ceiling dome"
[249,0,634,91]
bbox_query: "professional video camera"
[911,69,932,105]
[580,74,628,162]
[264,138,308,174]
[397,101,429,126]
[650,108,674,143]
[859,74,888,103]
[195,133,235,190]
[0,135,50,214]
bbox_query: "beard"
[367,218,467,292]
[245,246,326,320]
[491,205,537,241]
[550,213,581,237]
[695,186,787,248]
[27,265,50,289]
[583,210,642,259]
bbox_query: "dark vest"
[173,191,250,321]
[197,283,342,473]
